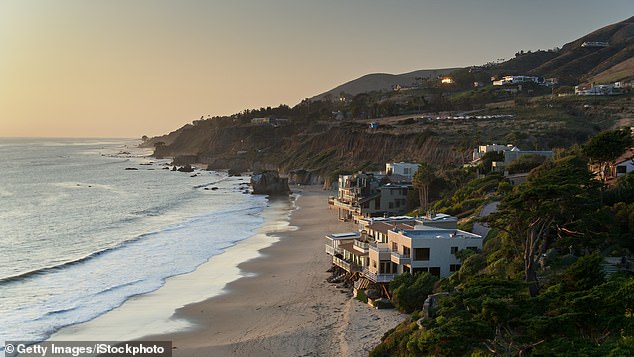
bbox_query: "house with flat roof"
[492,75,545,86]
[491,147,554,172]
[365,226,482,282]
[472,143,516,162]
[575,83,623,96]
[326,213,475,283]
[385,162,419,181]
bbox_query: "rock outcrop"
[250,171,290,195]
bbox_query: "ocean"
[0,138,268,346]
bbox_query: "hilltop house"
[492,75,546,86]
[575,83,623,96]
[325,214,482,282]
[491,147,554,172]
[250,117,290,126]
[611,148,634,178]
[472,143,516,162]
[331,172,411,222]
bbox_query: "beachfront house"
[365,226,482,283]
[331,172,411,222]
[358,212,458,243]
[324,231,367,273]
[325,213,478,282]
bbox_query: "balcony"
[369,243,391,260]
[325,243,340,256]
[353,240,370,252]
[332,256,362,273]
[362,268,397,283]
[391,251,411,265]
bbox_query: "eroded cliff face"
[146,119,463,184]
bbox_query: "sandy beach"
[146,187,406,357]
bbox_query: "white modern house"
[491,147,554,172]
[612,148,634,177]
[575,83,622,96]
[325,214,481,282]
[365,226,482,282]
[492,75,546,86]
[472,143,516,162]
[385,162,419,181]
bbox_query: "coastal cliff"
[145,118,464,186]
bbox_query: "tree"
[583,128,633,181]
[413,163,435,213]
[486,155,600,296]
[390,272,438,313]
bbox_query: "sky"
[1,1,633,138]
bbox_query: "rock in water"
[250,171,290,195]
[177,164,194,172]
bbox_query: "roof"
[386,174,412,184]
[396,226,482,240]
[417,213,456,222]
[326,232,360,240]
[615,148,634,165]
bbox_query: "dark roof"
[339,243,369,257]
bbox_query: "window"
[451,246,459,254]
[389,202,394,209]
[375,198,380,210]
[617,165,627,174]
[403,247,411,257]
[450,264,461,272]
[467,246,479,252]
[392,242,398,251]
[429,267,440,277]
[414,248,430,261]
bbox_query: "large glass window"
[414,248,430,261]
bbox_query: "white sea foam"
[0,138,267,350]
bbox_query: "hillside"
[312,68,458,100]
[143,17,634,183]
[496,16,634,84]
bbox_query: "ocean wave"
[0,233,158,285]
[0,203,264,286]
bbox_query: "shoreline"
[144,186,406,357]
[50,193,297,341]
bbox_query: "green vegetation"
[390,272,438,314]
[371,130,634,356]
[431,174,503,217]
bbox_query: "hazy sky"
[1,1,633,138]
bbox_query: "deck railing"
[362,268,397,283]
[333,256,362,273]
[391,251,411,264]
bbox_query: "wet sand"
[146,187,406,356]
